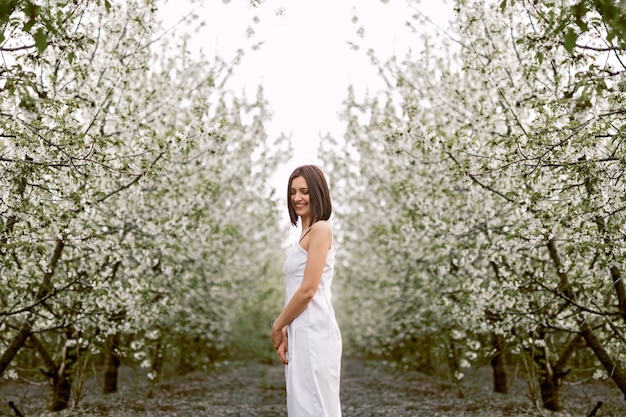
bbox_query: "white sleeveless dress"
[283,233,342,417]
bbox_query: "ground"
[1,358,625,416]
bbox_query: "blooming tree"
[324,0,626,410]
[0,0,285,410]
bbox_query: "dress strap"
[299,226,312,242]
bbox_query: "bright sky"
[159,0,452,192]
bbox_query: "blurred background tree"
[324,0,626,411]
[0,0,287,411]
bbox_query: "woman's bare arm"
[272,221,332,343]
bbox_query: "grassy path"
[2,358,626,416]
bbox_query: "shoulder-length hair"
[287,165,332,227]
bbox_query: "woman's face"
[290,176,310,219]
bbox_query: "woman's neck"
[301,216,311,230]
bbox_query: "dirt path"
[3,358,626,416]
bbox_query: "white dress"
[283,233,342,417]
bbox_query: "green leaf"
[0,1,18,22]
[34,27,48,53]
[499,0,507,12]
[553,19,568,34]
[23,18,35,32]
[564,27,577,52]
[576,19,589,32]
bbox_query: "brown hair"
[287,165,332,227]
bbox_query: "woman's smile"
[290,176,310,218]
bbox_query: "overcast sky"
[159,0,452,195]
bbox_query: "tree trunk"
[539,369,562,411]
[31,331,79,412]
[534,333,583,411]
[0,319,34,375]
[535,333,583,411]
[0,238,65,376]
[609,265,626,324]
[529,328,564,411]
[151,338,163,381]
[579,320,626,392]
[595,217,626,324]
[103,333,121,394]
[547,238,626,396]
[49,334,80,412]
[49,373,72,411]
[491,333,508,394]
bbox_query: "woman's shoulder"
[310,220,332,241]
[311,220,332,234]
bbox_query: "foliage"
[324,0,626,408]
[496,0,626,52]
[0,0,287,409]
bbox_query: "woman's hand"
[271,324,283,349]
[276,327,289,365]
[272,326,289,364]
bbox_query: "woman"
[271,165,342,417]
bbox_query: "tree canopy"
[1,0,286,410]
[324,0,626,410]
